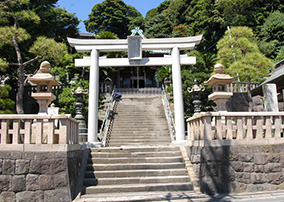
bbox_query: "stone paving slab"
[74,191,207,202]
[73,191,284,202]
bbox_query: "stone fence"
[0,114,79,149]
[229,82,259,93]
[0,114,82,201]
[187,112,284,146]
[186,111,284,194]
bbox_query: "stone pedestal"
[208,92,233,111]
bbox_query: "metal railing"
[161,85,176,140]
[98,88,117,147]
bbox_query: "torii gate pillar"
[88,49,99,142]
[172,47,185,142]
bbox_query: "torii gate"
[67,35,202,144]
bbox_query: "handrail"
[98,88,117,147]
[161,85,176,140]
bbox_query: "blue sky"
[57,0,165,33]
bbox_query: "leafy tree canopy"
[258,11,284,59]
[144,13,173,38]
[84,0,143,39]
[0,0,78,113]
[217,26,274,82]
[215,0,284,31]
[0,85,15,114]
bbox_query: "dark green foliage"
[57,79,89,118]
[0,0,79,113]
[183,51,217,117]
[187,0,225,52]
[84,0,143,39]
[258,11,284,59]
[144,13,173,38]
[0,85,15,114]
[155,66,172,82]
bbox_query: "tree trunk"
[13,35,25,114]
[247,76,253,112]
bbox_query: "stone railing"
[0,114,79,146]
[229,82,259,93]
[187,112,284,146]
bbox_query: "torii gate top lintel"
[67,35,202,52]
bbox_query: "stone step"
[83,182,193,194]
[90,151,181,158]
[109,135,171,140]
[90,146,180,153]
[112,126,169,130]
[76,191,205,202]
[109,132,170,136]
[88,162,186,171]
[108,139,171,143]
[107,143,171,147]
[85,168,188,178]
[115,112,165,115]
[112,118,167,121]
[109,133,170,137]
[107,141,171,147]
[83,175,190,186]
[111,129,169,132]
[113,120,167,123]
[108,136,171,140]
[88,156,184,164]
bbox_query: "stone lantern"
[72,82,88,142]
[205,63,234,111]
[187,80,205,114]
[28,61,59,114]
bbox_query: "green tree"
[173,25,190,37]
[155,66,172,82]
[258,11,284,59]
[144,0,171,23]
[0,85,15,114]
[144,13,173,38]
[275,46,284,62]
[0,0,69,114]
[187,0,224,52]
[95,31,124,75]
[84,0,143,39]
[217,26,274,82]
[183,51,217,116]
[57,79,89,117]
[30,6,79,43]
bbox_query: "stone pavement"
[74,190,284,202]
[199,191,284,202]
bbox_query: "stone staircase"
[108,95,172,147]
[76,95,195,201]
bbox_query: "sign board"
[128,36,142,61]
